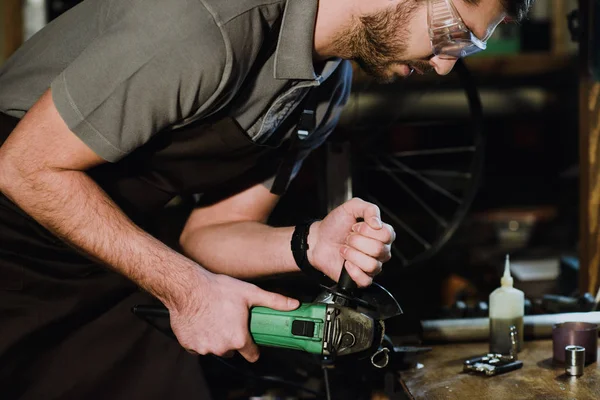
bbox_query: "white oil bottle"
[489,255,524,353]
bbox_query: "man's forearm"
[0,167,207,310]
[180,221,319,279]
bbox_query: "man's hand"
[307,198,396,287]
[169,271,299,362]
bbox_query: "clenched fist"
[307,197,396,287]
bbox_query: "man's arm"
[179,184,301,279]
[0,90,203,307]
[0,89,299,362]
[179,182,396,287]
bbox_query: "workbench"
[401,340,600,400]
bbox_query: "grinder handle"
[337,216,365,293]
[338,265,358,293]
[132,304,327,355]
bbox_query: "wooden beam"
[3,0,24,61]
[552,0,568,55]
[579,0,600,296]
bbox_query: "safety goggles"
[428,0,505,59]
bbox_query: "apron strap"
[0,112,19,145]
[270,88,319,196]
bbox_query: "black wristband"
[291,220,332,285]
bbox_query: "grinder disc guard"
[315,282,403,321]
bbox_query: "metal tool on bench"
[463,325,523,376]
[132,266,403,368]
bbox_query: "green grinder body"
[250,303,327,355]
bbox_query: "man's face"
[331,0,505,83]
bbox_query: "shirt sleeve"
[50,0,228,162]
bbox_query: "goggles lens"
[428,0,504,59]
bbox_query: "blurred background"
[275,0,588,327]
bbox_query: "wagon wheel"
[335,59,484,268]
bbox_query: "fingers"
[215,331,259,363]
[179,328,253,359]
[239,287,300,362]
[250,287,300,311]
[214,324,260,363]
[343,222,394,280]
[342,198,383,230]
[341,245,383,278]
[343,260,373,288]
[238,333,260,363]
[346,234,392,262]
[351,222,395,244]
[185,347,232,359]
[172,275,295,366]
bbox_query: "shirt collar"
[274,0,340,82]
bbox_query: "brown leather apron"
[0,84,314,399]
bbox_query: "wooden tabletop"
[401,340,600,400]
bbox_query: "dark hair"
[464,0,535,22]
[501,0,535,21]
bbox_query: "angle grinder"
[133,266,402,368]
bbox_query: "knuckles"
[177,328,249,359]
[215,346,232,357]
[349,197,366,207]
[184,343,208,356]
[231,335,248,350]
[373,241,385,256]
[382,224,395,243]
[352,222,395,245]
[346,261,375,288]
[178,337,195,352]
[347,233,387,257]
[364,259,377,273]
[357,275,373,288]
[367,260,383,275]
[381,247,392,262]
[370,204,381,217]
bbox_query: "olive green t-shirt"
[0,0,351,176]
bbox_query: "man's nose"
[430,56,458,76]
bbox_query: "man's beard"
[330,1,433,83]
